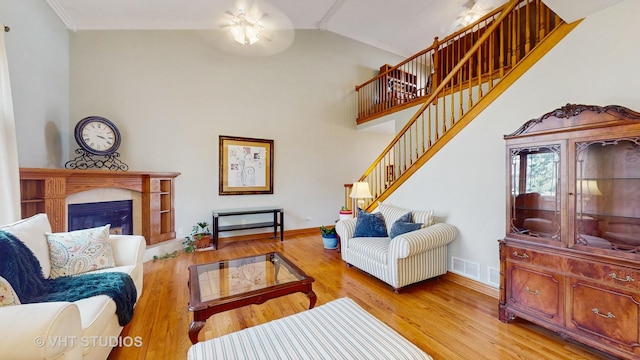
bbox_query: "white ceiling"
[42,0,627,58]
[46,0,509,57]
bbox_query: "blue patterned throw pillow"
[388,211,422,239]
[396,212,412,223]
[353,208,388,237]
[389,221,423,239]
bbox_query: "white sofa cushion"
[411,209,434,227]
[74,295,117,338]
[349,237,390,265]
[0,213,52,278]
[46,225,116,278]
[90,264,134,276]
[91,265,139,297]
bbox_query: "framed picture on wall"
[219,136,274,195]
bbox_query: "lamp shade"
[579,180,602,196]
[350,182,373,199]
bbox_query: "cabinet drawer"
[505,245,562,270]
[567,258,640,292]
[507,264,564,326]
[568,279,640,354]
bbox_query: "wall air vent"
[451,256,480,280]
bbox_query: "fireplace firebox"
[68,200,133,235]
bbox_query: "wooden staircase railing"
[350,0,578,210]
[356,1,510,124]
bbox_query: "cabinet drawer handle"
[524,287,540,295]
[592,308,616,319]
[609,273,634,282]
[512,251,529,259]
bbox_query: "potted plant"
[184,222,212,251]
[320,225,338,249]
[339,206,353,220]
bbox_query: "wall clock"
[65,116,128,171]
[74,116,121,156]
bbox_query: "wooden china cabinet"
[499,104,640,359]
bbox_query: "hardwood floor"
[108,232,615,360]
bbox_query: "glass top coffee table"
[188,252,316,344]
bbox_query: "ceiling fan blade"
[260,32,272,42]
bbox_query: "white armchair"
[336,203,458,292]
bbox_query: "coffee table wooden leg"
[307,290,317,309]
[189,320,206,344]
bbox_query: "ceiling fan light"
[245,26,260,44]
[228,9,263,45]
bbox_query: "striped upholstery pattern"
[348,237,390,264]
[377,202,434,232]
[335,218,357,243]
[389,223,458,259]
[335,211,457,290]
[187,297,432,360]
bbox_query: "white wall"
[387,0,640,287]
[0,0,69,168]
[69,30,401,240]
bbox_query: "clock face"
[74,116,121,156]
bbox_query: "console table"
[212,206,284,249]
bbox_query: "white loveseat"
[0,213,145,360]
[336,203,457,292]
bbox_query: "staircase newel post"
[430,36,439,93]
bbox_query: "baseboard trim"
[442,272,499,299]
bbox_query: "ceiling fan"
[197,1,294,56]
[452,0,491,30]
[221,8,271,45]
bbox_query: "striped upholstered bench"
[187,297,432,360]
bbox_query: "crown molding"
[46,0,77,31]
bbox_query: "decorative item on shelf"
[65,116,129,171]
[350,181,373,212]
[320,226,338,249]
[339,206,353,220]
[184,222,212,252]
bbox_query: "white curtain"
[0,23,21,224]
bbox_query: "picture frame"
[219,136,274,195]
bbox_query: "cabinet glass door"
[575,138,640,252]
[510,145,561,241]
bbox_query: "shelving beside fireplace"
[19,168,180,245]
